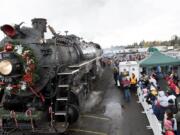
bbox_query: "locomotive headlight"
[0,60,13,75]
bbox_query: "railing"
[137,87,163,135]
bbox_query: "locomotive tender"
[0,18,102,134]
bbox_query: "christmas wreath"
[0,41,39,94]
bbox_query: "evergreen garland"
[0,41,39,94]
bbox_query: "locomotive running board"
[58,84,69,87]
[58,69,79,75]
[68,57,98,68]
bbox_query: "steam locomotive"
[0,18,102,134]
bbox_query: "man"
[122,76,131,102]
[113,66,118,85]
[146,87,158,105]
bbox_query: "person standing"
[175,107,180,135]
[119,72,123,88]
[163,110,177,135]
[122,76,131,102]
[113,66,119,85]
[149,75,158,88]
[130,73,137,92]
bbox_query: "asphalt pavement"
[68,66,153,135]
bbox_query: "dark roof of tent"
[139,51,180,67]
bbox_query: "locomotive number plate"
[0,76,12,83]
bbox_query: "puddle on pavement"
[84,91,102,112]
[104,102,122,119]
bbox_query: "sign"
[0,76,12,83]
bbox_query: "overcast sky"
[0,0,180,48]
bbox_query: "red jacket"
[169,80,176,92]
[122,79,130,88]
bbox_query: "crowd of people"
[113,53,147,63]
[110,52,180,135]
[112,64,138,102]
[102,52,147,68]
[108,52,180,135]
[110,53,147,102]
[140,71,180,135]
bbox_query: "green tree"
[171,35,178,45]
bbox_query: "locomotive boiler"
[0,18,102,134]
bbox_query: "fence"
[137,87,163,135]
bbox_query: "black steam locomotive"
[0,18,102,134]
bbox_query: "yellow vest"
[130,77,137,84]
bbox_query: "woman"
[153,91,169,121]
[163,109,177,135]
[130,73,137,92]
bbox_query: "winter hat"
[151,90,158,96]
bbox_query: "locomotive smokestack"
[31,18,47,39]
